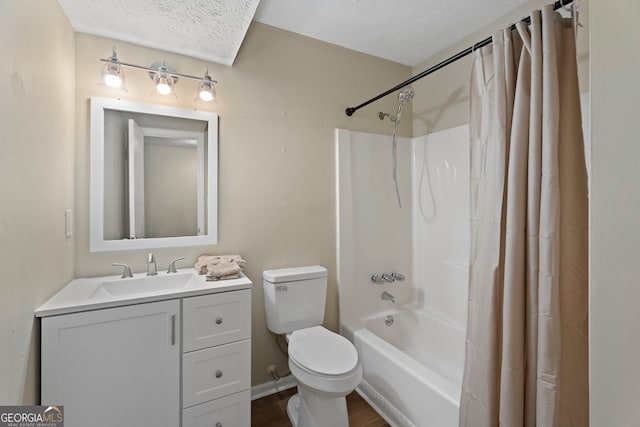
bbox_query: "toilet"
[263,266,362,427]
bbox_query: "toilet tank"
[263,266,328,334]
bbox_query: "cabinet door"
[41,300,180,427]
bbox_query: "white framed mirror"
[90,97,218,252]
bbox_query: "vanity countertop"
[35,269,252,317]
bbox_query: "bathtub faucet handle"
[391,272,405,281]
[371,275,385,285]
[381,273,395,283]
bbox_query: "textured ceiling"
[57,0,260,66]
[58,0,529,68]
[254,0,529,66]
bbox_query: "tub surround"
[336,125,469,426]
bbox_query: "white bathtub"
[344,308,465,427]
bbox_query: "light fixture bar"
[98,58,218,84]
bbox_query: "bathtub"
[343,308,465,427]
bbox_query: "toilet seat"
[287,326,362,396]
[288,326,359,376]
[289,326,362,397]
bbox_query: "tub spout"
[381,291,396,303]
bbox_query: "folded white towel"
[206,273,241,282]
[206,260,241,278]
[195,254,246,275]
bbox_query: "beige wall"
[74,25,411,385]
[411,0,590,136]
[589,0,640,424]
[0,1,75,404]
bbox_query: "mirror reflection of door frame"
[136,126,206,237]
[128,119,145,239]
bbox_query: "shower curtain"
[459,5,588,427]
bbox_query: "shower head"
[393,87,415,124]
[398,87,415,105]
[378,87,415,124]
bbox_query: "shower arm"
[344,0,574,117]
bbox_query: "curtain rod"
[345,0,574,117]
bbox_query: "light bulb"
[197,75,216,102]
[156,76,172,95]
[157,82,171,95]
[199,89,214,102]
[104,73,122,88]
[100,56,125,91]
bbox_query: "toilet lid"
[288,326,358,376]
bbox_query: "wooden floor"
[251,387,390,427]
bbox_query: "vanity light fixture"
[196,68,217,102]
[149,60,177,97]
[99,47,127,91]
[98,47,218,102]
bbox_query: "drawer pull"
[216,423,223,427]
[215,317,223,325]
[215,369,223,379]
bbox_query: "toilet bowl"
[286,326,362,427]
[262,266,362,427]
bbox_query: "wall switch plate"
[65,209,72,237]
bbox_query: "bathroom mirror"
[90,97,218,252]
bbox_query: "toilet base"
[287,385,350,427]
[287,393,301,426]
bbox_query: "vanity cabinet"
[41,299,181,427]
[40,288,251,427]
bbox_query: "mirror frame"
[89,97,218,252]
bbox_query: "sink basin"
[89,272,197,299]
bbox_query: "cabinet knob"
[215,369,223,379]
[215,317,223,325]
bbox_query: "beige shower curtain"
[459,5,588,427]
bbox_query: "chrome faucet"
[147,253,157,276]
[381,291,396,303]
[167,257,185,274]
[112,263,133,279]
[381,273,395,283]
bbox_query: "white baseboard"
[251,375,297,401]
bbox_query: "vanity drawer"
[183,290,251,352]
[182,340,251,408]
[182,389,250,427]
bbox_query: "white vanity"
[36,270,251,427]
